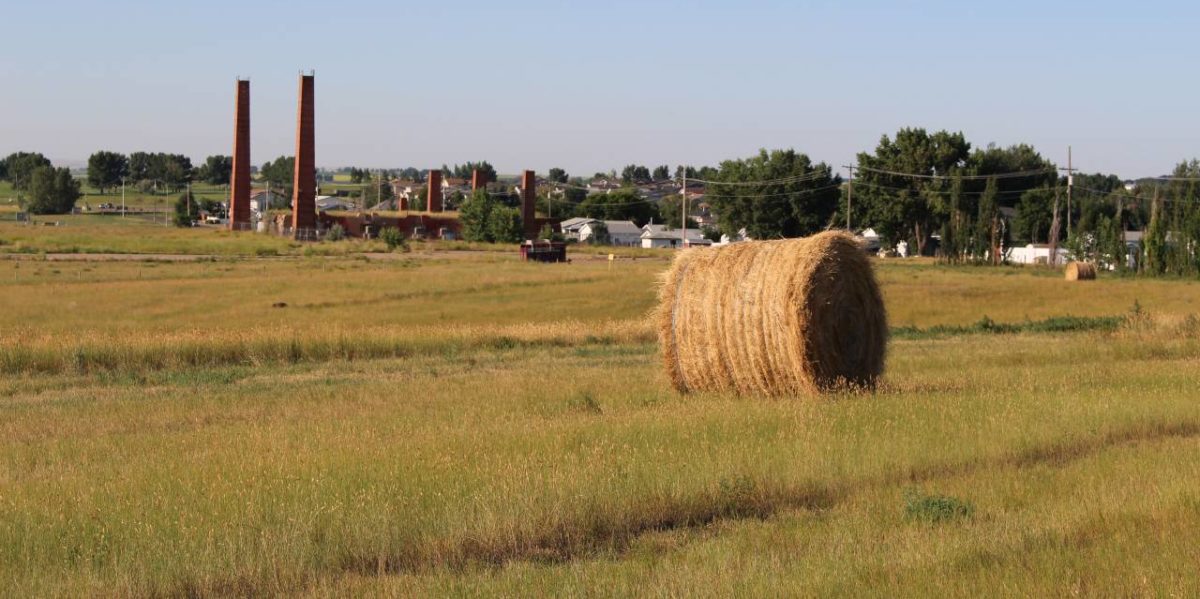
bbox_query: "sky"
[2,0,1198,179]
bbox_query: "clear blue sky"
[2,0,1196,178]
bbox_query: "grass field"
[3,235,1200,596]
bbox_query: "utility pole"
[842,165,856,230]
[1059,146,1077,237]
[681,168,688,249]
[120,177,126,218]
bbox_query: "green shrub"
[904,490,973,523]
[380,227,409,252]
[326,223,346,242]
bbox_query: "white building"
[316,196,354,211]
[640,224,712,249]
[1008,243,1070,265]
[249,190,289,213]
[580,220,642,246]
[559,217,598,240]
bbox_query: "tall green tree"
[3,152,52,191]
[1013,187,1055,244]
[975,177,1002,264]
[706,148,841,239]
[198,155,233,186]
[547,167,568,183]
[173,190,201,227]
[459,190,521,243]
[128,151,152,182]
[86,151,129,194]
[855,128,971,254]
[260,156,295,196]
[620,164,651,184]
[652,165,670,181]
[1144,192,1166,275]
[22,166,81,214]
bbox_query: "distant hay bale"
[1064,262,1097,281]
[657,231,888,396]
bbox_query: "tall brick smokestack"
[291,74,316,237]
[427,170,443,212]
[521,170,538,240]
[471,169,487,192]
[229,79,251,230]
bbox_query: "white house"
[316,196,354,211]
[641,224,712,249]
[559,217,598,240]
[249,190,289,213]
[1008,243,1070,265]
[580,220,642,246]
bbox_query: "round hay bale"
[1064,261,1097,281]
[657,231,888,396]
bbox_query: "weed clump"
[904,490,974,524]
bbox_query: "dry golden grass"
[2,250,1200,596]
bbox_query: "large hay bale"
[1065,261,1097,281]
[657,231,888,396]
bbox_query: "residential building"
[641,224,712,249]
[559,217,598,240]
[580,220,642,246]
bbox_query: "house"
[559,217,598,240]
[316,196,354,211]
[641,224,712,249]
[587,178,623,194]
[1009,243,1070,265]
[580,220,642,246]
[249,189,288,213]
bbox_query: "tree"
[459,189,523,243]
[547,167,568,183]
[198,155,232,186]
[128,152,152,182]
[854,128,972,254]
[1013,187,1055,244]
[380,227,409,252]
[3,152,52,191]
[260,156,295,196]
[706,149,841,239]
[652,165,670,181]
[172,191,200,227]
[975,177,1006,265]
[658,194,699,229]
[1144,192,1167,275]
[444,161,496,181]
[22,166,81,214]
[586,221,610,245]
[86,151,129,194]
[620,164,651,184]
[576,188,660,226]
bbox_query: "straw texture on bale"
[1065,261,1097,281]
[657,231,888,396]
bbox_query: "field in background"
[2,237,1200,595]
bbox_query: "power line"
[686,168,834,186]
[855,166,1057,181]
[850,181,1053,197]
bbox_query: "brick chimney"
[290,74,316,237]
[229,79,251,230]
[427,170,443,212]
[521,170,538,240]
